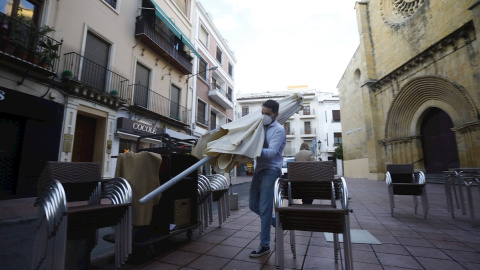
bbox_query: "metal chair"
[386,164,429,218]
[206,174,230,227]
[444,169,480,227]
[33,162,132,269]
[274,161,353,270]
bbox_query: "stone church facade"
[338,0,480,180]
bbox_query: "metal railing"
[210,83,232,102]
[0,12,62,73]
[300,128,317,135]
[300,108,316,116]
[134,17,192,73]
[285,129,295,136]
[63,52,129,101]
[131,84,191,125]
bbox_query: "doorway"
[72,114,97,162]
[421,108,459,173]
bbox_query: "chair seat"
[391,183,425,195]
[67,203,131,235]
[212,188,228,202]
[277,205,347,232]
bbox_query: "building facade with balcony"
[236,89,342,174]
[190,2,235,139]
[0,0,201,200]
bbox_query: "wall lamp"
[186,66,218,83]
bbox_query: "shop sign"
[117,117,160,135]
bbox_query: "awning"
[149,1,201,58]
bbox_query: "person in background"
[294,142,320,204]
[249,99,286,258]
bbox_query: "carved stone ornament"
[380,0,425,25]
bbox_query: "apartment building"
[236,89,342,175]
[190,1,235,138]
[0,0,199,199]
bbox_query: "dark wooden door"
[421,108,459,173]
[72,114,96,162]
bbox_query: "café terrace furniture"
[386,164,429,218]
[443,168,480,227]
[33,162,132,269]
[274,161,353,270]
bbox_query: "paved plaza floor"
[1,177,480,269]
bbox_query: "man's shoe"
[271,215,276,228]
[249,245,270,257]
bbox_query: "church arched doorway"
[420,108,459,173]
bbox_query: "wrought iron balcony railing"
[63,52,129,101]
[134,17,193,74]
[131,84,191,125]
[0,12,62,74]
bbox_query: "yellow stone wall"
[338,0,480,180]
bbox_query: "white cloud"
[199,0,359,94]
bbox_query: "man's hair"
[300,142,309,150]
[262,99,279,114]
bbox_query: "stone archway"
[383,75,478,168]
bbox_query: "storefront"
[0,87,64,199]
[115,117,197,154]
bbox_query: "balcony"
[62,52,129,108]
[134,17,192,74]
[131,84,190,125]
[299,108,316,118]
[208,83,234,109]
[286,129,295,138]
[300,128,317,137]
[0,13,62,77]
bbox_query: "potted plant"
[39,37,60,69]
[61,70,73,81]
[109,89,119,96]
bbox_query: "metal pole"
[139,156,213,204]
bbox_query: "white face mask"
[262,114,273,126]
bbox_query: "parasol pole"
[139,156,214,204]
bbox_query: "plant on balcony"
[333,144,343,160]
[39,37,59,69]
[61,70,73,81]
[33,25,58,68]
[110,89,119,96]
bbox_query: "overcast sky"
[198,0,360,95]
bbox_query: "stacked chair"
[32,162,132,269]
[197,174,213,234]
[206,174,230,227]
[274,161,353,270]
[443,169,480,227]
[385,164,429,218]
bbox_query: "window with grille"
[103,0,117,9]
[332,110,341,122]
[197,99,207,125]
[198,58,207,81]
[170,85,181,120]
[216,47,222,63]
[304,121,311,134]
[242,106,249,117]
[210,112,217,130]
[284,122,291,135]
[303,105,310,115]
[334,132,342,145]
[199,25,208,47]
